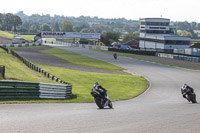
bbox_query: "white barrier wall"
[0,43,41,47]
[53,41,108,51]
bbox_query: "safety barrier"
[0,43,41,48]
[47,41,108,51]
[156,53,200,62]
[0,80,72,99]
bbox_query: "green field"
[0,30,35,41]
[0,47,148,103]
[41,48,124,70]
[0,30,14,39]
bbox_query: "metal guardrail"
[0,80,72,99]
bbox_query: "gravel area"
[15,46,123,74]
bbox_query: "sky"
[0,0,200,22]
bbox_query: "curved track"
[1,45,200,133]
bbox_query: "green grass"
[34,64,148,102]
[41,48,124,70]
[0,30,14,39]
[19,35,35,41]
[0,48,148,103]
[0,49,60,83]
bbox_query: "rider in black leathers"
[181,83,194,101]
[93,82,107,99]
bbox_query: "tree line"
[0,13,22,32]
[1,11,200,43]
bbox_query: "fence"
[9,49,69,84]
[0,80,72,99]
[108,48,156,56]
[0,65,5,79]
[156,53,200,62]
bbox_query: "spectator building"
[139,18,191,51]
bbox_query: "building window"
[165,40,190,45]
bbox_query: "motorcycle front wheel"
[108,100,113,108]
[95,97,104,109]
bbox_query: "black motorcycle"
[113,53,117,59]
[181,84,197,103]
[91,88,113,109]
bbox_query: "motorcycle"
[91,88,113,109]
[113,53,117,59]
[181,84,197,103]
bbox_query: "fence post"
[0,65,5,79]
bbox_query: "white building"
[139,18,191,51]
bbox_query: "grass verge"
[34,64,148,102]
[0,47,148,103]
[41,48,124,70]
[0,30,14,39]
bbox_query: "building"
[121,39,139,49]
[139,18,191,51]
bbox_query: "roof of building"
[190,43,200,49]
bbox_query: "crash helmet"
[183,83,187,89]
[93,82,99,88]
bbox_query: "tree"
[123,31,139,42]
[40,23,52,31]
[12,15,22,32]
[177,30,192,38]
[29,24,38,33]
[102,31,120,42]
[0,13,3,30]
[59,20,76,32]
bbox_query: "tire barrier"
[0,80,72,99]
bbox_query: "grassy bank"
[0,49,59,83]
[0,47,148,103]
[35,64,148,102]
[0,30,14,39]
[0,30,35,41]
[41,48,124,70]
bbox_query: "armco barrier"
[0,80,72,99]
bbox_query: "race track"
[1,44,200,133]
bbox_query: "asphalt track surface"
[1,44,200,133]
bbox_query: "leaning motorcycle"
[181,84,197,103]
[91,88,113,109]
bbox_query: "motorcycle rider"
[113,52,117,59]
[181,83,194,101]
[93,82,107,99]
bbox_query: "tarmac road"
[1,44,200,133]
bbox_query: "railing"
[9,49,69,84]
[0,80,72,99]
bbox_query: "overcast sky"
[1,0,199,22]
